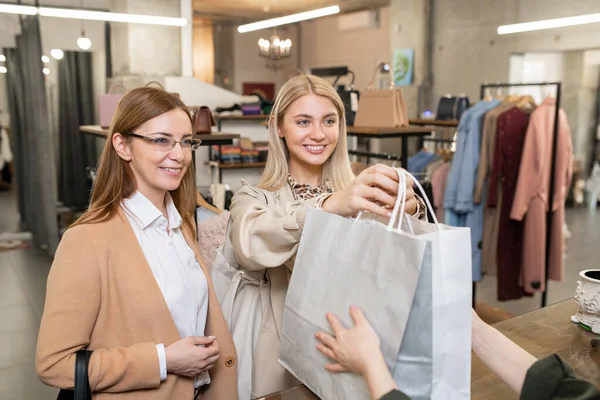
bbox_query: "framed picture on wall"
[243,82,275,100]
[393,48,414,86]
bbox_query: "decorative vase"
[572,269,600,333]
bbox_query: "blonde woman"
[227,75,426,398]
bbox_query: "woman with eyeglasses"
[36,87,238,400]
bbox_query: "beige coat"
[228,181,319,397]
[36,209,238,399]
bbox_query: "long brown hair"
[258,75,354,191]
[71,87,197,235]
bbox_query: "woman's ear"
[112,133,132,161]
[277,126,284,139]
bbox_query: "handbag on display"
[98,85,126,128]
[193,106,216,134]
[56,350,93,400]
[353,63,409,128]
[337,86,360,126]
[354,85,409,128]
[435,94,470,120]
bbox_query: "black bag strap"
[74,350,92,400]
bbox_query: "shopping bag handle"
[355,169,439,232]
[388,168,440,233]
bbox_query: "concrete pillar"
[180,0,193,77]
[390,0,432,117]
[109,0,182,88]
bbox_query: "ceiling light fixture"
[0,55,5,62]
[41,55,50,63]
[498,13,600,34]
[51,49,64,60]
[43,68,50,75]
[77,35,92,49]
[258,35,292,60]
[38,7,187,26]
[0,4,187,26]
[0,4,37,15]
[0,66,7,74]
[238,5,340,33]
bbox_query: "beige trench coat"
[228,180,320,398]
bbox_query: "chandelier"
[258,35,292,60]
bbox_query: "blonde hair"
[258,75,355,191]
[71,87,197,236]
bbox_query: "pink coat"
[510,97,573,294]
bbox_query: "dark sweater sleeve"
[520,354,600,400]
[380,389,411,400]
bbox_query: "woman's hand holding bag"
[322,164,417,218]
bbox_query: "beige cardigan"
[228,181,317,397]
[36,209,238,400]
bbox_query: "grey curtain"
[57,51,96,209]
[5,16,59,255]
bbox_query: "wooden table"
[263,300,600,400]
[346,126,433,166]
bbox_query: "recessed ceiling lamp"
[0,4,187,26]
[498,13,600,34]
[43,68,50,75]
[41,55,50,63]
[51,49,64,60]
[238,5,340,33]
[0,66,7,74]
[0,55,5,62]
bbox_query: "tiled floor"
[0,187,599,399]
[0,190,57,399]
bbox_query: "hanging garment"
[425,158,445,182]
[474,103,515,277]
[431,161,451,223]
[445,100,502,281]
[487,107,531,301]
[510,98,573,294]
[407,151,439,175]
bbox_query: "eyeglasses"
[124,132,202,151]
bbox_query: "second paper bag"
[279,208,426,400]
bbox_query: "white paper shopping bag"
[279,206,426,400]
[279,169,472,400]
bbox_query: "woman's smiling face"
[278,93,340,171]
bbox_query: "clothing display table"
[262,300,597,400]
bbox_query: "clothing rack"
[474,81,562,309]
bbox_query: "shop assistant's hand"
[315,306,398,400]
[321,164,417,218]
[165,336,220,377]
[315,306,382,375]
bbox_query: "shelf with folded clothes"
[207,138,269,183]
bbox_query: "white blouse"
[122,191,210,387]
